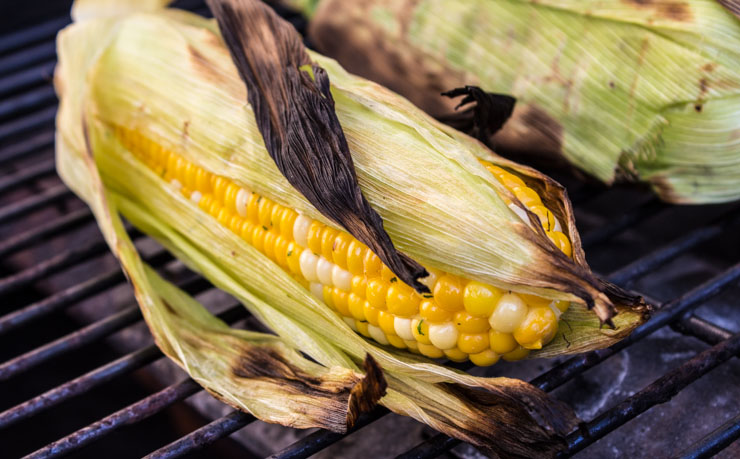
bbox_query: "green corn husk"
[284,0,740,204]
[55,1,649,455]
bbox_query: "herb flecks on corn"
[117,125,572,365]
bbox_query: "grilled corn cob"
[284,0,740,204]
[116,125,575,361]
[54,0,647,454]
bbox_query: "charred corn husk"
[284,0,740,204]
[55,0,647,454]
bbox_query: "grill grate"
[0,2,738,458]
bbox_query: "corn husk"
[285,0,740,204]
[54,1,649,455]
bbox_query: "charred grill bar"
[0,2,738,458]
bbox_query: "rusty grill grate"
[0,2,739,458]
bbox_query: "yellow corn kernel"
[530,205,556,232]
[251,225,266,254]
[257,197,273,228]
[223,183,240,214]
[469,349,500,367]
[433,274,465,312]
[443,348,469,362]
[286,243,302,274]
[554,300,570,313]
[332,232,352,270]
[489,293,528,333]
[366,278,388,310]
[411,317,431,344]
[363,302,380,326]
[216,208,231,228]
[386,283,420,317]
[513,186,541,207]
[239,220,254,244]
[332,288,350,317]
[404,340,420,353]
[356,320,371,338]
[269,205,285,232]
[419,299,454,322]
[386,334,406,349]
[547,230,573,257]
[363,250,382,277]
[377,310,396,336]
[420,267,441,291]
[457,332,489,354]
[351,276,367,297]
[502,346,530,362]
[417,343,444,359]
[463,280,503,317]
[513,306,558,350]
[497,170,525,190]
[262,231,277,261]
[194,167,212,194]
[212,176,229,203]
[322,285,334,309]
[228,214,242,234]
[198,193,213,212]
[320,227,338,261]
[520,293,552,308]
[380,265,396,282]
[346,240,366,275]
[453,310,490,334]
[207,199,221,217]
[246,193,260,222]
[307,222,324,255]
[484,163,506,177]
[489,330,518,355]
[348,293,366,321]
[280,208,298,239]
[428,322,459,350]
[273,236,289,268]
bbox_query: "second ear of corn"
[284,0,740,204]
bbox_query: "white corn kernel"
[235,188,250,217]
[316,257,334,285]
[299,250,319,282]
[309,282,324,300]
[368,325,389,345]
[332,265,353,292]
[293,214,312,247]
[428,322,459,350]
[489,293,528,333]
[170,178,182,190]
[343,316,358,331]
[394,317,414,341]
[508,203,529,222]
[190,190,202,204]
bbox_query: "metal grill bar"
[0,249,170,334]
[0,85,56,120]
[0,275,210,381]
[0,184,69,225]
[580,198,666,248]
[0,303,246,430]
[677,413,740,459]
[0,131,53,168]
[269,409,390,459]
[532,262,740,392]
[0,207,90,258]
[0,62,55,99]
[0,231,135,297]
[565,333,740,455]
[395,434,459,459]
[0,41,56,78]
[0,16,69,55]
[0,158,54,194]
[144,411,254,459]
[0,105,55,144]
[27,378,202,459]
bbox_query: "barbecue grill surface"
[0,1,738,458]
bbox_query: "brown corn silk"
[285,0,740,204]
[54,0,650,455]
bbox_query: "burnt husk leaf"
[438,85,516,146]
[205,0,429,292]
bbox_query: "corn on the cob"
[54,0,646,454]
[116,125,575,361]
[284,0,740,204]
